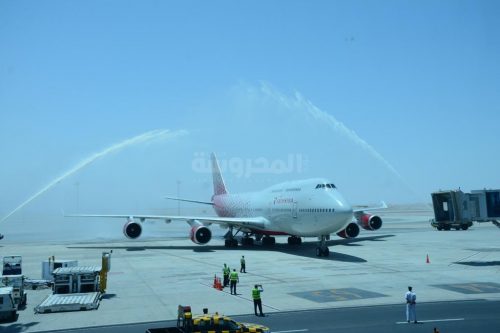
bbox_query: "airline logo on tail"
[211,153,228,196]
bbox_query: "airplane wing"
[65,213,269,230]
[353,201,387,213]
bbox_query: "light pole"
[176,180,181,215]
[75,181,80,213]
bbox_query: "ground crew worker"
[240,255,246,273]
[405,286,417,323]
[223,263,230,287]
[252,284,264,316]
[230,269,239,295]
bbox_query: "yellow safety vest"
[230,271,238,281]
[252,288,261,300]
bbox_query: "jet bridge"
[430,189,500,230]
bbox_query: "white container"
[41,260,78,280]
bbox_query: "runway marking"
[396,318,465,324]
[432,282,500,294]
[291,288,387,302]
[273,330,309,333]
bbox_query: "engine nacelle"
[123,221,142,239]
[337,222,360,239]
[356,213,383,231]
[190,225,212,245]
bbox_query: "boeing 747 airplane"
[69,153,386,256]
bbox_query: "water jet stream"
[260,82,420,199]
[0,129,187,223]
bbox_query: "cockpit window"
[315,183,336,189]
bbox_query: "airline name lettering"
[274,197,294,204]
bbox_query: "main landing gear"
[224,225,278,248]
[224,238,238,247]
[241,236,254,246]
[316,235,330,257]
[287,236,302,245]
[262,236,276,246]
[224,226,239,248]
[224,226,257,247]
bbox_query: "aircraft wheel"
[461,225,469,231]
[316,247,330,257]
[263,237,275,246]
[225,239,238,247]
[242,237,254,246]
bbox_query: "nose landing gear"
[316,235,330,257]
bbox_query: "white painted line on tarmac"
[273,329,309,333]
[396,318,465,324]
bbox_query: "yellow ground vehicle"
[146,305,270,333]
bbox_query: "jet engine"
[356,213,383,230]
[337,222,360,239]
[123,221,142,239]
[190,225,212,244]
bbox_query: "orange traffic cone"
[426,254,430,264]
[213,275,218,289]
[217,277,223,290]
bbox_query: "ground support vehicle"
[146,305,270,333]
[1,275,27,309]
[0,286,16,322]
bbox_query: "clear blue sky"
[1,1,500,224]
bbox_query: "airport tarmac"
[1,206,500,332]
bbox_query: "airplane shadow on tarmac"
[454,261,500,266]
[67,235,394,263]
[0,321,39,333]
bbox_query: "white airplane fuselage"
[212,178,354,236]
